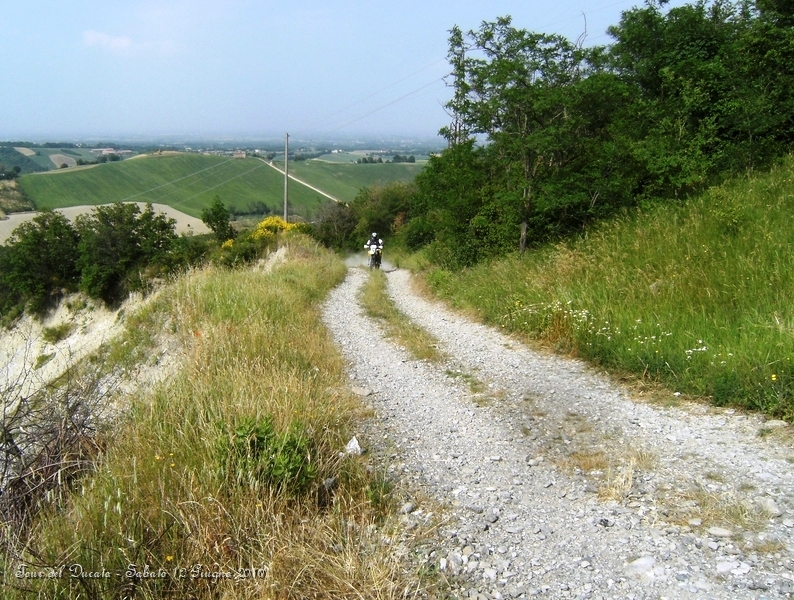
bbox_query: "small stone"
[694,579,712,592]
[467,505,485,514]
[598,518,615,528]
[716,561,740,574]
[764,419,788,429]
[755,496,783,518]
[688,518,702,527]
[485,509,499,524]
[782,518,794,528]
[731,562,751,575]
[345,436,362,455]
[625,555,655,575]
[400,502,415,515]
[707,526,733,538]
[351,386,372,397]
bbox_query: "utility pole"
[283,133,289,222]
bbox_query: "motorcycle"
[367,245,382,269]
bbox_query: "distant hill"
[18,153,324,220]
[18,152,425,221]
[0,147,46,175]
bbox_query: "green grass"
[421,156,794,420]
[3,235,441,599]
[359,269,444,363]
[21,147,98,170]
[280,159,423,203]
[19,153,425,221]
[18,154,328,220]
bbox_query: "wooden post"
[283,133,289,222]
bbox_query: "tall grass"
[3,235,432,599]
[359,270,445,363]
[424,158,794,419]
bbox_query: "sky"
[1,1,688,142]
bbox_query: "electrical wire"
[321,78,446,134]
[116,158,235,203]
[301,57,448,131]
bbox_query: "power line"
[116,158,235,203]
[323,78,446,134]
[301,57,448,131]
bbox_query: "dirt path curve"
[322,267,794,600]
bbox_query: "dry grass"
[2,237,444,599]
[665,487,767,531]
[359,269,445,363]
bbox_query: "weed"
[360,269,445,363]
[33,353,53,369]
[419,161,794,420]
[4,236,439,599]
[41,323,72,344]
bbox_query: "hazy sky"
[1,1,686,141]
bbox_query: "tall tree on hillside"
[430,17,635,260]
[3,211,80,313]
[201,195,235,242]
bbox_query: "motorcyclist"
[364,232,383,267]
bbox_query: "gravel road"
[322,267,794,599]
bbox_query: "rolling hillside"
[18,153,425,221]
[18,154,328,220]
[278,159,423,201]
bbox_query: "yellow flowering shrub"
[221,239,234,249]
[252,216,296,240]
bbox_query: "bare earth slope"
[322,267,794,599]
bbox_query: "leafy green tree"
[350,182,415,245]
[312,201,357,249]
[2,211,79,314]
[201,195,235,242]
[76,203,176,304]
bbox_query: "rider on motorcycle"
[364,232,383,267]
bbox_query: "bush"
[75,203,177,304]
[1,211,80,315]
[216,415,317,495]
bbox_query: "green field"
[18,154,330,220]
[18,153,425,220]
[279,159,423,202]
[20,147,99,170]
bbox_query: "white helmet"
[371,232,378,238]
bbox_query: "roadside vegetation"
[359,269,445,363]
[0,197,305,325]
[1,234,438,599]
[308,0,794,421]
[418,160,794,420]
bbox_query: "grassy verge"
[420,158,794,420]
[359,269,444,363]
[2,235,438,599]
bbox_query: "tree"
[201,195,235,242]
[312,201,357,249]
[76,203,176,304]
[2,211,80,313]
